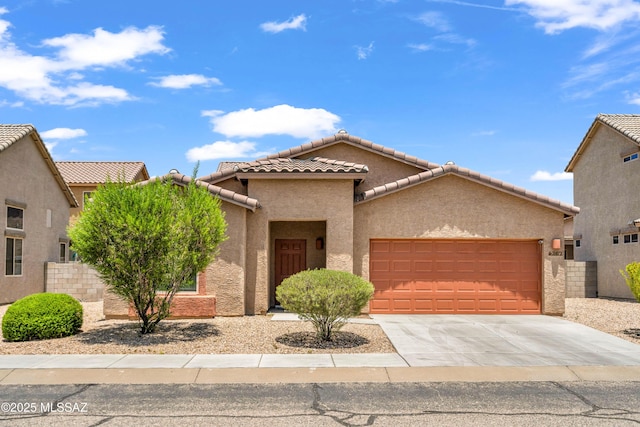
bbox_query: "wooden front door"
[275,239,306,304]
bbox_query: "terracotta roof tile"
[232,157,369,174]
[355,164,579,215]
[142,173,261,212]
[0,124,77,207]
[55,161,149,184]
[260,131,440,170]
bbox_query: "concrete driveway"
[371,314,640,367]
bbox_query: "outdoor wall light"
[316,237,324,250]
[551,238,562,250]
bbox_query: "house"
[55,161,149,221]
[566,114,640,299]
[0,125,78,304]
[105,130,578,318]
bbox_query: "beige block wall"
[205,201,247,316]
[0,135,71,304]
[301,143,425,193]
[45,262,104,301]
[354,175,567,315]
[245,179,354,314]
[573,125,640,298]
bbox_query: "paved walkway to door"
[371,314,640,367]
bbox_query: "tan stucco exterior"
[0,131,75,304]
[104,133,574,317]
[569,123,640,298]
[354,175,567,314]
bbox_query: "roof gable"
[56,161,150,184]
[261,131,440,170]
[233,157,369,174]
[566,114,640,172]
[355,163,579,216]
[0,124,78,207]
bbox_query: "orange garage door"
[369,239,541,314]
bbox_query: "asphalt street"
[1,381,640,426]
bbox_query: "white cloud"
[150,74,222,89]
[0,10,169,106]
[355,42,374,60]
[530,170,573,181]
[260,14,307,33]
[434,33,477,48]
[415,11,451,32]
[40,127,87,139]
[44,141,58,152]
[626,91,640,105]
[186,140,260,161]
[505,0,640,34]
[408,43,435,52]
[472,130,497,136]
[202,104,341,139]
[43,26,169,69]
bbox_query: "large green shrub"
[2,293,83,342]
[621,262,640,302]
[276,269,374,341]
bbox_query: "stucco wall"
[68,185,97,219]
[301,143,425,193]
[354,175,567,315]
[573,125,640,298]
[205,201,247,316]
[245,179,354,314]
[0,135,71,304]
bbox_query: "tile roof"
[597,114,640,143]
[355,163,579,215]
[143,173,261,212]
[566,114,640,171]
[0,124,36,152]
[233,157,369,174]
[0,124,78,207]
[260,131,440,170]
[55,161,149,184]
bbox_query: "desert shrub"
[276,269,374,341]
[2,293,83,342]
[621,262,640,302]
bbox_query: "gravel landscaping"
[0,297,639,354]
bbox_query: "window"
[7,206,23,230]
[158,274,198,293]
[624,153,639,163]
[5,237,22,276]
[82,192,93,209]
[613,236,619,244]
[59,243,67,263]
[575,239,581,248]
[624,234,631,243]
[625,233,639,244]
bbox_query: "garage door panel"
[370,239,541,314]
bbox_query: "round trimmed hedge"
[2,293,83,342]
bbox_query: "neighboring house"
[0,125,78,304]
[55,161,149,220]
[105,130,578,318]
[566,114,640,299]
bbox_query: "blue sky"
[3,1,640,204]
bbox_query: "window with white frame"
[5,237,22,276]
[624,152,639,163]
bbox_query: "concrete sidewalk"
[1,354,640,384]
